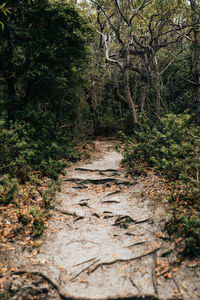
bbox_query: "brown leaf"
[0,277,7,285]
[164,272,172,279]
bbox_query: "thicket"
[0,0,92,236]
[123,114,200,255]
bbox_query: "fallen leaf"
[164,272,172,279]
[181,282,187,290]
[58,266,65,272]
[32,249,38,256]
[140,267,146,274]
[119,265,127,271]
[10,267,18,272]
[39,259,46,265]
[172,267,179,272]
[0,277,7,285]
[80,279,89,284]
[30,258,37,264]
[192,259,198,266]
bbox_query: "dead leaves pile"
[0,177,52,245]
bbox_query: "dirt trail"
[3,141,200,300]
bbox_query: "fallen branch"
[88,247,162,275]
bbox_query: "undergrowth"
[0,111,82,239]
[123,113,200,256]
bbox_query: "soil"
[0,140,199,300]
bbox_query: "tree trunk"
[124,66,139,126]
[154,56,161,117]
[112,58,139,128]
[190,0,200,124]
[139,82,147,113]
[87,96,101,136]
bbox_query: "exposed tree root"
[10,270,183,300]
[71,258,101,281]
[152,253,158,295]
[75,168,119,173]
[123,241,146,248]
[135,218,152,224]
[73,257,97,267]
[102,200,120,204]
[106,190,121,197]
[12,270,70,300]
[88,247,162,275]
[55,208,78,217]
[66,178,131,185]
[129,277,141,294]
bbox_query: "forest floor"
[0,140,200,300]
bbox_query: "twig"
[152,253,158,295]
[88,247,162,274]
[71,258,100,281]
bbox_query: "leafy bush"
[0,175,18,204]
[123,114,200,255]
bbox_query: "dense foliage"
[123,114,200,255]
[0,0,92,235]
[0,0,200,256]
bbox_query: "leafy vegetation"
[123,114,200,255]
[0,0,200,258]
[0,0,92,239]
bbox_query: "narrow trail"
[5,141,200,300]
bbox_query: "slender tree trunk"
[139,82,147,113]
[87,96,101,136]
[190,0,200,124]
[113,58,139,128]
[123,66,138,126]
[154,56,161,117]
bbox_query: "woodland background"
[0,0,199,256]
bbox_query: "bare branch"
[159,50,182,76]
[90,0,123,44]
[114,0,129,25]
[97,30,123,70]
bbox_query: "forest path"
[6,141,200,300]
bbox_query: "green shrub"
[123,113,200,255]
[0,175,18,204]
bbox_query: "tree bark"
[87,95,101,136]
[154,55,161,117]
[190,0,200,123]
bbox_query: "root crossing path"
[16,141,199,300]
